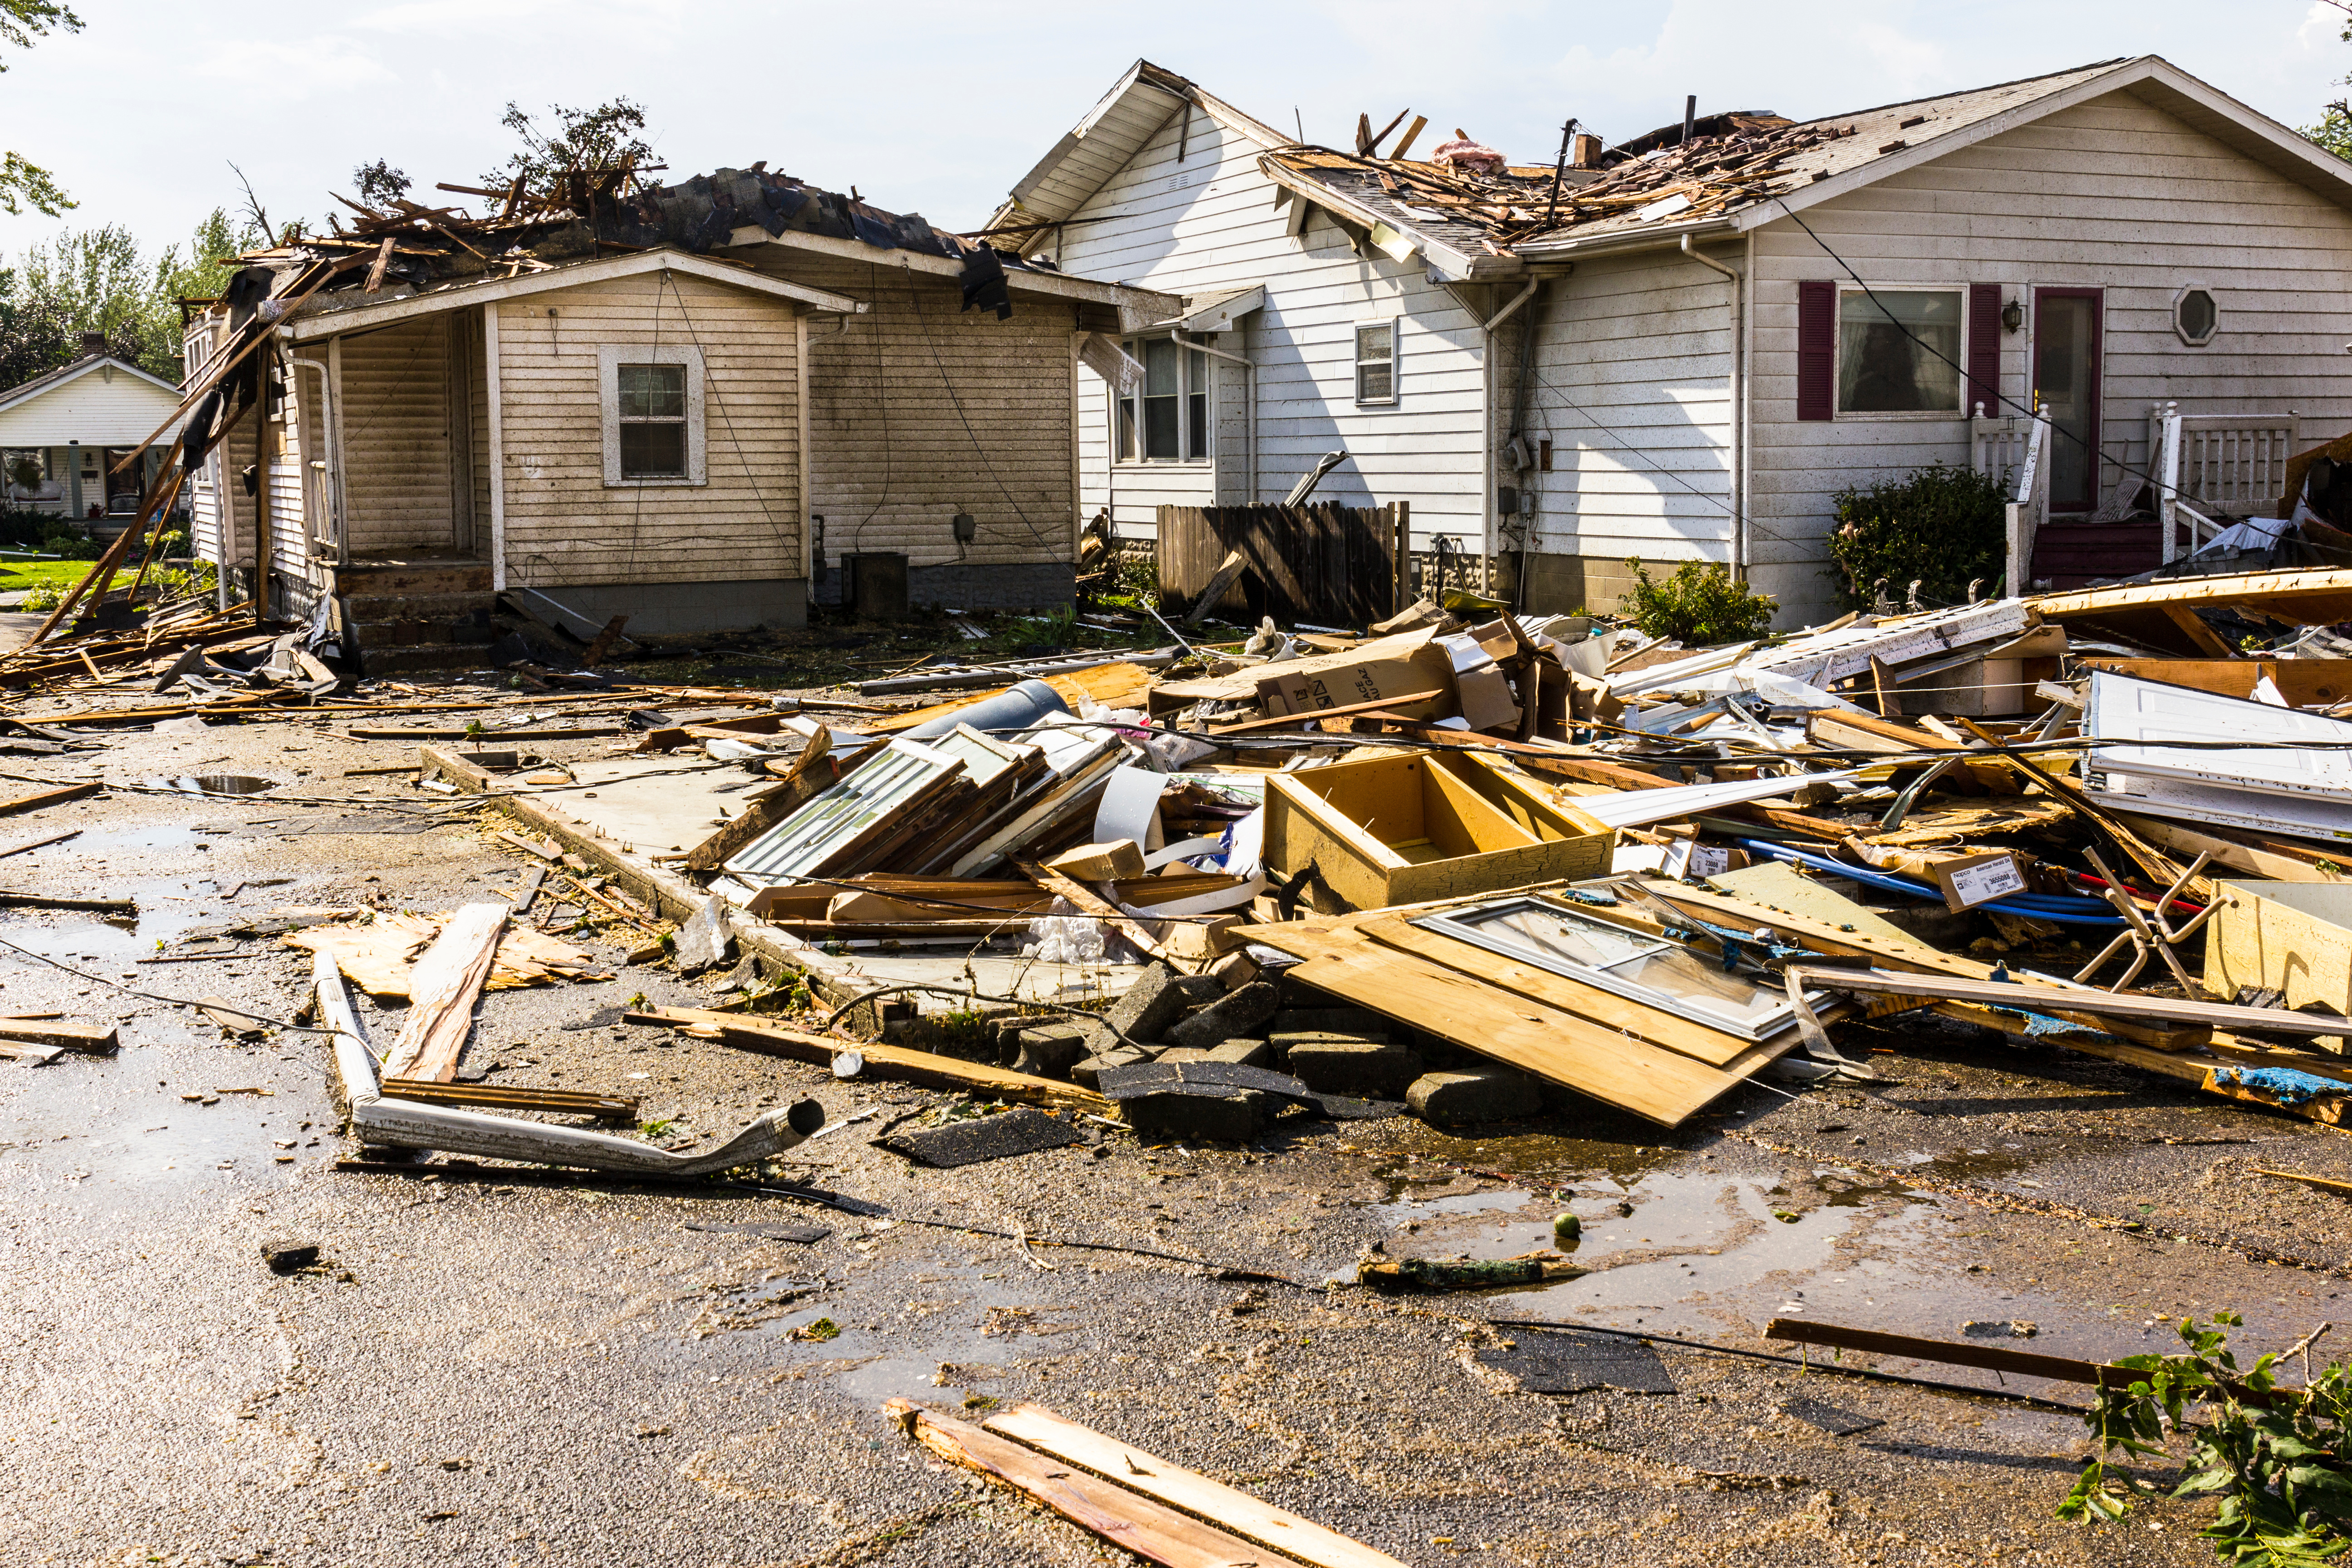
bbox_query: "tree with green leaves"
[2307,0,2352,160]
[481,98,657,195]
[0,209,261,385]
[0,0,80,216]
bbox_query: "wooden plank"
[380,903,506,1082]
[1013,858,1172,963]
[1782,963,2352,1043]
[0,782,99,817]
[2122,813,2351,884]
[381,1078,634,1120]
[890,1401,1278,1568]
[1767,1318,2141,1392]
[2160,602,2236,657]
[1261,928,1764,1126]
[2080,658,2352,707]
[1207,688,1446,735]
[0,1019,118,1054]
[632,1008,1111,1114]
[1353,914,1756,1068]
[1180,548,1248,628]
[983,1402,1409,1568]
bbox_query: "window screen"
[1836,290,1962,414]
[617,363,687,477]
[1355,322,1395,403]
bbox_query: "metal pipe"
[1682,233,1746,579]
[1172,327,1255,504]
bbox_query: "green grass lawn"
[0,558,97,593]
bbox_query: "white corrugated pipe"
[314,951,823,1173]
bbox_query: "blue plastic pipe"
[1730,838,2125,928]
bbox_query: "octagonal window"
[2176,288,2218,346]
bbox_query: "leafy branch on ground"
[2058,1312,2352,1565]
[1825,462,2008,612]
[1617,558,1777,644]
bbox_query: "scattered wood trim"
[1208,689,1446,735]
[1765,1317,2274,1405]
[889,1400,1284,1568]
[981,1402,1410,1568]
[380,1078,634,1122]
[0,890,134,913]
[381,903,507,1081]
[0,1019,118,1054]
[628,1007,1111,1114]
[0,782,100,817]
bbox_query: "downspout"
[1172,327,1254,504]
[1480,277,1542,595]
[1681,234,1745,580]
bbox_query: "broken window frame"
[1833,285,1965,418]
[1114,335,1209,464]
[1355,318,1398,407]
[1409,893,1824,1042]
[597,343,707,487]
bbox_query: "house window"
[597,343,706,487]
[618,364,688,477]
[2175,286,2218,346]
[1836,288,1962,414]
[1114,337,1210,463]
[1356,321,1397,405]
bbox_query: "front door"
[2033,288,2102,514]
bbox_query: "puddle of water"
[1373,1188,1534,1224]
[771,1266,1083,1405]
[2,904,214,967]
[69,823,206,853]
[145,775,275,797]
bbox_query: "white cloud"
[189,36,400,95]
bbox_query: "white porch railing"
[1970,412,2049,596]
[2151,405,2314,562]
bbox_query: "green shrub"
[1618,559,1778,644]
[20,583,62,612]
[1828,462,2008,612]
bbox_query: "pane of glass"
[619,363,686,419]
[1357,323,1392,363]
[2035,294,2097,510]
[1186,348,1206,393]
[1143,396,1179,459]
[1188,392,1207,460]
[1116,397,1137,461]
[2178,290,2216,341]
[620,420,686,477]
[1142,338,1179,397]
[1357,363,1392,402]
[1435,899,1794,1033]
[1835,290,1961,413]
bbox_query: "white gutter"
[1681,234,1747,581]
[315,951,825,1173]
[1172,328,1255,503]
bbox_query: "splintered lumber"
[285,910,603,996]
[888,1401,1286,1568]
[1180,548,1249,628]
[0,1019,118,1054]
[1784,964,2352,1044]
[0,782,99,817]
[0,829,80,858]
[380,903,507,1081]
[0,890,135,913]
[1766,1317,2274,1406]
[1245,923,1774,1126]
[980,1403,1410,1568]
[628,1008,1110,1114]
[380,1078,635,1122]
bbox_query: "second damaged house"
[182,165,1176,666]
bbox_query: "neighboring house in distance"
[185,166,1174,670]
[0,334,183,521]
[995,56,2352,624]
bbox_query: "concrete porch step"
[328,559,494,598]
[346,617,496,650]
[339,590,499,622]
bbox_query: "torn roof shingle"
[1262,58,2138,269]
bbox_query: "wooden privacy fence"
[1156,501,1409,627]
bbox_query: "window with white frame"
[597,343,706,486]
[1113,337,1210,462]
[1836,288,1962,415]
[1355,319,1398,406]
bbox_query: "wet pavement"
[0,692,2344,1565]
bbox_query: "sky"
[5,0,2352,267]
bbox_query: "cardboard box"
[1931,849,2028,911]
[1453,664,1522,732]
[1264,750,1613,913]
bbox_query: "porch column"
[65,441,81,519]
[484,302,506,590]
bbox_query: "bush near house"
[1827,462,2009,612]
[0,503,103,559]
[1618,558,1779,646]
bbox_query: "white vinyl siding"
[336,315,455,555]
[1745,90,2352,623]
[1056,107,1489,550]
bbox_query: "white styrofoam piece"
[1568,770,1861,830]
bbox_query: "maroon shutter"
[1966,283,2002,418]
[1796,280,1834,421]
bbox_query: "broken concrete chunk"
[260,1240,320,1274]
[1286,1039,1425,1098]
[1121,1088,1266,1144]
[1010,1024,1091,1080]
[1406,1068,1540,1126]
[1099,962,1190,1044]
[1273,1006,1389,1037]
[672,894,733,975]
[1161,981,1279,1050]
